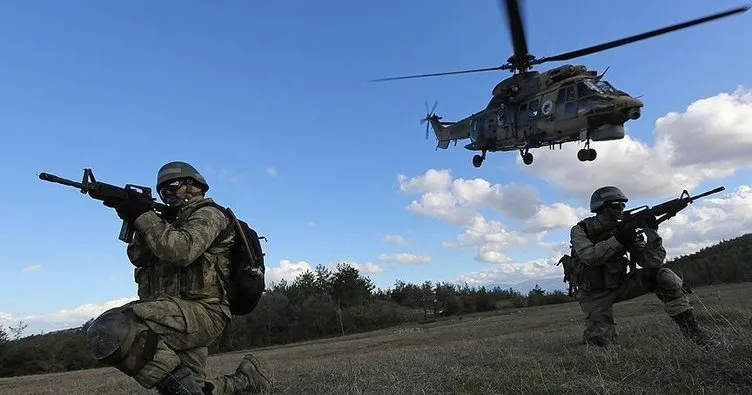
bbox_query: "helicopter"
[370,0,750,168]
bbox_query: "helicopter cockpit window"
[579,79,604,97]
[557,83,575,103]
[578,81,598,98]
[596,80,617,93]
[528,99,539,119]
[565,86,576,101]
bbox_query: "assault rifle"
[39,168,176,243]
[619,185,725,273]
[621,186,726,231]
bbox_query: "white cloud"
[0,296,138,337]
[519,203,590,233]
[265,259,313,286]
[21,264,43,274]
[381,234,411,246]
[346,261,384,274]
[397,169,584,264]
[456,256,564,286]
[398,169,542,225]
[398,168,453,194]
[519,87,752,200]
[378,253,432,264]
[658,185,752,259]
[265,167,278,177]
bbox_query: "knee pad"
[655,267,682,291]
[85,309,159,377]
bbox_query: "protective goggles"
[606,201,626,209]
[159,178,191,197]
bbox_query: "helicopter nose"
[618,97,643,120]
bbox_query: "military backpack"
[194,202,267,316]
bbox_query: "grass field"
[2,282,751,394]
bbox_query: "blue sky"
[1,0,751,335]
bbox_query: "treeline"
[664,233,752,287]
[211,263,572,352]
[2,232,751,378]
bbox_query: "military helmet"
[156,161,209,192]
[590,186,628,213]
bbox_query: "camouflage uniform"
[570,186,713,347]
[85,161,272,394]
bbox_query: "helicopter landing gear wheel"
[577,139,597,162]
[472,150,487,168]
[577,148,596,161]
[520,148,533,165]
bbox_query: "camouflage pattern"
[571,213,691,346]
[422,64,643,167]
[85,174,275,393]
[93,296,229,388]
[128,195,235,304]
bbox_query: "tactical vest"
[134,198,235,303]
[573,216,630,291]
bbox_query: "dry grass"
[2,282,751,394]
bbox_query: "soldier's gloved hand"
[113,191,155,223]
[614,223,638,247]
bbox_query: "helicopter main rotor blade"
[368,65,504,82]
[501,0,529,65]
[532,5,750,65]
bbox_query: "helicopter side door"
[554,82,577,120]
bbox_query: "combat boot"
[155,365,206,395]
[672,310,716,347]
[203,353,273,394]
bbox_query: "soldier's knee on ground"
[85,309,158,375]
[85,308,180,387]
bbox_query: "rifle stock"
[39,168,175,243]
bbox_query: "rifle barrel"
[38,173,84,189]
[691,186,725,200]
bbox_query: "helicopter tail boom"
[428,116,470,149]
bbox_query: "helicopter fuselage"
[427,64,643,166]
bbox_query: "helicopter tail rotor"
[420,100,440,140]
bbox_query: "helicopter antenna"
[369,1,749,82]
[596,66,610,81]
